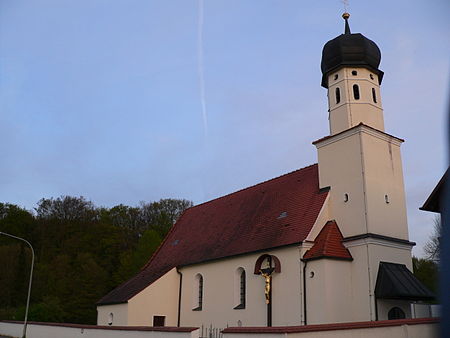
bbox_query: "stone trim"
[0,321,198,332]
[222,317,438,334]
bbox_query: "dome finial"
[342,12,351,34]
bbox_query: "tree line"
[0,196,192,324]
[0,196,439,324]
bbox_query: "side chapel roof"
[302,220,352,261]
[98,163,328,305]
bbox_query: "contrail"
[198,0,208,138]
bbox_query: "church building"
[96,13,434,329]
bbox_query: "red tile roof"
[302,220,352,261]
[98,164,328,305]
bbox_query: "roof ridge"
[140,210,190,271]
[303,220,352,261]
[189,163,318,210]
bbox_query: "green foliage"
[15,296,66,322]
[412,256,439,296]
[114,230,162,282]
[0,196,192,324]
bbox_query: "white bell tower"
[326,66,385,135]
[312,13,418,323]
[322,13,385,135]
[315,13,410,241]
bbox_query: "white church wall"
[360,129,409,240]
[368,242,414,320]
[179,245,303,328]
[342,243,373,322]
[315,130,367,238]
[315,125,409,240]
[305,259,352,324]
[97,303,128,326]
[343,238,414,322]
[127,268,180,326]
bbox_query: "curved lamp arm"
[0,231,35,338]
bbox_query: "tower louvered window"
[335,87,341,104]
[372,88,377,103]
[353,84,360,100]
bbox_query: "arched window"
[353,84,360,100]
[372,88,377,103]
[388,307,406,320]
[335,87,341,104]
[193,274,203,311]
[234,268,246,309]
[240,269,246,307]
[108,313,113,326]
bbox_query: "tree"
[0,196,192,324]
[424,216,441,262]
[139,198,193,237]
[0,203,34,240]
[114,230,162,282]
[412,256,438,296]
[35,196,98,222]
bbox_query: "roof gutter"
[96,301,128,306]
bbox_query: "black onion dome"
[321,14,383,88]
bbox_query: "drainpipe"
[302,260,308,325]
[375,297,379,321]
[177,268,183,327]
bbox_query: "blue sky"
[0,1,448,257]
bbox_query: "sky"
[0,0,448,257]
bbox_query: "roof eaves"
[312,123,404,145]
[302,255,353,262]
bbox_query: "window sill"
[233,304,245,310]
[192,306,202,311]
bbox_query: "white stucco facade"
[98,268,180,327]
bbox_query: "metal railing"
[200,324,225,338]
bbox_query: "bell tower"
[321,13,385,135]
[314,13,410,241]
[311,14,422,323]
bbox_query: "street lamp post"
[0,231,35,338]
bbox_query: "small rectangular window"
[153,316,165,327]
[372,88,377,103]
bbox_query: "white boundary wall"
[222,318,439,338]
[0,321,199,338]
